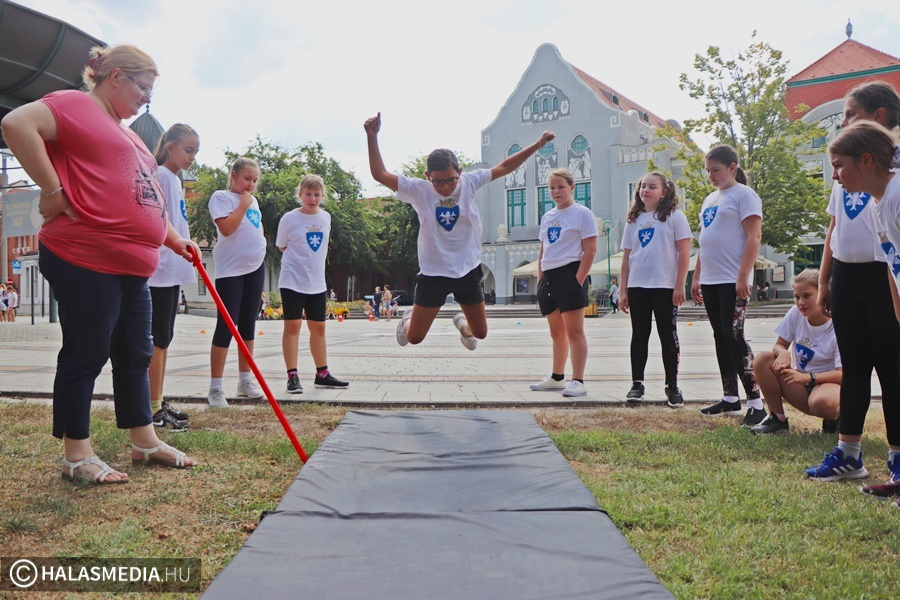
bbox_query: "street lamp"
[603,219,613,284]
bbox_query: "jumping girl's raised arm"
[364,112,399,192]
[490,131,555,181]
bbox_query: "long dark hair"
[626,171,679,223]
[705,144,747,185]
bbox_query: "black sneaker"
[162,401,190,421]
[749,413,789,435]
[626,382,645,402]
[700,399,743,417]
[741,407,767,427]
[822,418,839,434]
[287,375,303,394]
[152,409,189,432]
[314,373,349,388]
[665,386,684,408]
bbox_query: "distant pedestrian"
[382,285,392,321]
[330,288,337,301]
[608,278,619,313]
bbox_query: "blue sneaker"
[805,447,869,482]
[860,455,900,498]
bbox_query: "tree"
[674,32,828,255]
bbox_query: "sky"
[8,0,900,196]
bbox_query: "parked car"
[391,290,413,306]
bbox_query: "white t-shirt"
[622,209,692,289]
[774,305,841,374]
[698,183,762,286]
[826,180,883,263]
[8,290,17,308]
[397,169,492,278]
[538,202,598,271]
[209,190,266,279]
[149,166,196,288]
[870,176,900,288]
[276,209,330,294]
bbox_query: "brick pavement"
[0,311,882,408]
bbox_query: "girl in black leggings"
[691,145,766,427]
[619,172,692,407]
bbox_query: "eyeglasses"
[123,73,154,98]
[430,176,459,187]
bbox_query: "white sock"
[723,395,740,404]
[838,440,861,460]
[210,377,223,390]
[239,371,253,383]
[746,398,764,410]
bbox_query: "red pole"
[189,247,308,463]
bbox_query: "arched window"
[552,97,559,110]
[538,142,555,159]
[570,135,588,154]
[508,143,522,157]
[542,98,550,112]
[532,100,539,114]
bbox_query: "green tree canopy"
[672,32,828,254]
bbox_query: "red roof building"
[786,39,900,120]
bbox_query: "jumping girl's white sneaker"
[452,313,477,351]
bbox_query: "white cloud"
[8,0,900,195]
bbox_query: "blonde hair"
[295,174,326,202]
[155,123,199,166]
[81,45,158,91]
[793,268,820,289]
[548,168,574,187]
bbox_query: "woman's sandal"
[61,456,128,484]
[132,441,193,468]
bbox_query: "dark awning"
[0,0,105,148]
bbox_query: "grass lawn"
[1,401,897,599]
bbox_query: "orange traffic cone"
[368,312,375,321]
[337,315,343,322]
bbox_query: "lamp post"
[603,219,613,286]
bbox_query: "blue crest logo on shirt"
[180,198,188,220]
[436,206,459,232]
[245,209,261,228]
[702,206,718,227]
[795,343,815,370]
[547,226,562,244]
[639,227,655,247]
[306,231,323,252]
[882,241,900,277]
[843,191,870,220]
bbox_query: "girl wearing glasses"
[365,112,554,349]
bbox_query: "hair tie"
[88,55,104,73]
[893,144,900,169]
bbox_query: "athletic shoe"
[397,307,413,346]
[530,376,566,391]
[152,408,189,432]
[822,418,839,434]
[741,407,767,427]
[162,401,190,421]
[805,447,869,481]
[314,373,349,388]
[700,399,742,417]
[749,413,789,435]
[208,387,228,408]
[893,498,900,509]
[562,380,587,397]
[665,386,684,408]
[626,382,645,402]
[860,456,900,498]
[236,379,264,399]
[452,313,477,351]
[287,375,303,394]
